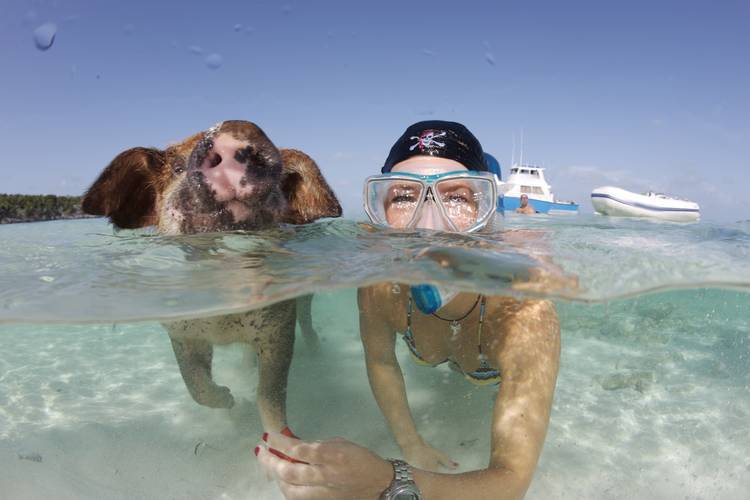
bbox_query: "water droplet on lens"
[233,23,242,32]
[282,5,292,15]
[188,45,204,55]
[123,24,135,35]
[33,23,57,51]
[485,52,496,66]
[205,53,223,69]
[422,49,435,56]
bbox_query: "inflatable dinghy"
[591,186,700,222]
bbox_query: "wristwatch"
[380,459,423,500]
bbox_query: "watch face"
[393,493,419,500]
[390,484,421,500]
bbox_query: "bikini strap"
[477,295,487,354]
[407,295,414,331]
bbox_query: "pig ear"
[82,147,168,229]
[279,149,342,224]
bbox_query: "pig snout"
[162,124,286,233]
[181,128,284,225]
[197,133,258,203]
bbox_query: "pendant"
[450,321,462,339]
[478,353,490,370]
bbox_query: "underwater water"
[1,216,749,499]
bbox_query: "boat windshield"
[644,191,690,201]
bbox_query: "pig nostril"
[208,153,222,168]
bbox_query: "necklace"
[432,295,490,369]
[431,294,481,323]
[432,294,482,341]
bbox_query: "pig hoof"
[302,329,321,354]
[193,384,235,409]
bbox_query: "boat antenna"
[520,128,524,167]
[511,133,516,166]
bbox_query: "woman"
[256,121,561,500]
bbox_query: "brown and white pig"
[82,120,341,434]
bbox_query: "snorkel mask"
[363,170,498,233]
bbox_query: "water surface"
[1,216,748,499]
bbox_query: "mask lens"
[366,178,425,228]
[435,177,495,231]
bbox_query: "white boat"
[591,186,700,222]
[497,164,578,214]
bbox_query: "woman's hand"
[255,432,393,500]
[402,440,458,472]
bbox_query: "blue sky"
[2,0,748,222]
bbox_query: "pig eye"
[172,158,186,174]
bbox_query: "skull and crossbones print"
[410,130,447,152]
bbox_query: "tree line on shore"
[0,194,92,224]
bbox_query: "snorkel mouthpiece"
[411,284,457,314]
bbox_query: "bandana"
[382,120,488,173]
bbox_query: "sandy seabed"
[1,289,749,500]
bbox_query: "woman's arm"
[257,297,560,500]
[359,286,456,471]
[409,299,561,499]
[358,286,422,449]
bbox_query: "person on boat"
[256,121,561,500]
[516,194,536,214]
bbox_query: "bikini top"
[401,295,501,386]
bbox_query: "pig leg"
[255,302,296,432]
[295,294,320,352]
[169,336,235,409]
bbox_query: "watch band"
[380,459,422,500]
[390,459,415,482]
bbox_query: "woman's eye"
[443,192,470,203]
[391,194,416,204]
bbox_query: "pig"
[82,120,341,434]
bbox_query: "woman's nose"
[415,198,449,230]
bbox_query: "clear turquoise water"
[1,216,749,499]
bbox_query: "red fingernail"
[281,426,299,439]
[254,446,260,457]
[262,432,268,442]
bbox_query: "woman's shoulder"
[483,296,557,327]
[357,283,409,329]
[358,282,391,301]
[358,282,409,302]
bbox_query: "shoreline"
[0,193,90,225]
[0,214,97,225]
